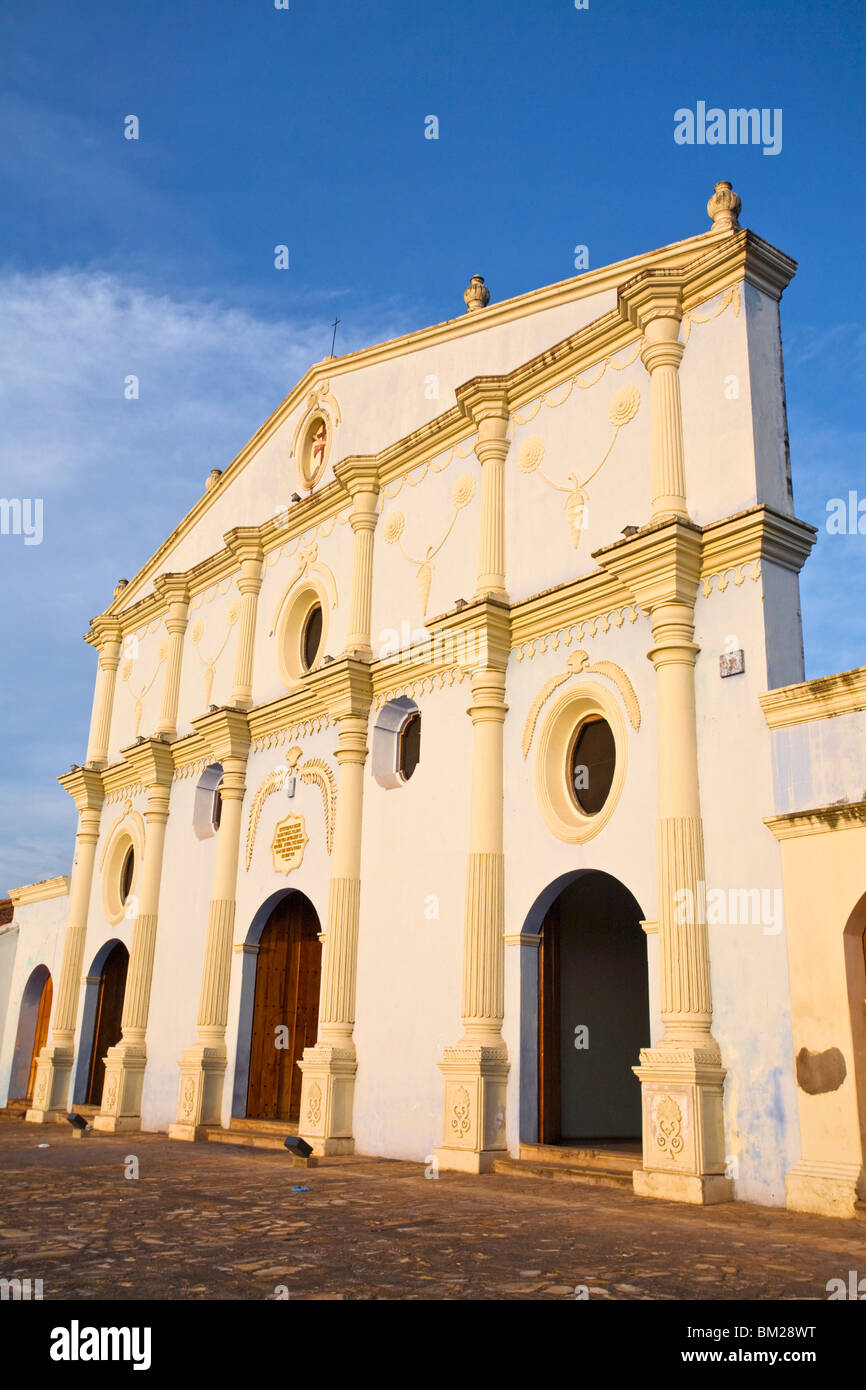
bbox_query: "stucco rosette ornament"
[608,383,640,427]
[518,435,545,474]
[384,511,405,545]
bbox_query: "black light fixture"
[621,524,639,537]
[284,1135,315,1166]
[66,1113,91,1138]
[291,492,301,504]
[454,598,467,610]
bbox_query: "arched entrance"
[241,892,322,1123]
[82,941,129,1106]
[9,966,52,1102]
[843,891,866,1167]
[525,870,649,1145]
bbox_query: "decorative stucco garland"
[510,339,643,429]
[245,746,335,869]
[121,644,168,737]
[516,384,641,550]
[381,438,477,501]
[522,649,641,758]
[383,472,477,616]
[189,603,241,708]
[681,284,741,342]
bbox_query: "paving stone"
[1,1117,865,1300]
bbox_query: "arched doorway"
[243,893,322,1123]
[532,871,649,1145]
[9,966,52,1102]
[83,941,129,1106]
[843,891,866,1168]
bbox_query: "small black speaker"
[283,1136,313,1157]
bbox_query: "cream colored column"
[298,664,372,1155]
[154,576,189,739]
[169,709,250,1139]
[338,461,380,656]
[227,533,264,710]
[26,770,105,1123]
[599,272,731,1204]
[465,387,510,603]
[434,600,511,1173]
[93,741,174,1132]
[84,618,122,767]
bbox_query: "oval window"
[398,711,421,782]
[569,716,616,816]
[120,845,135,904]
[301,604,323,671]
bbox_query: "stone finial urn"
[464,274,490,313]
[113,578,129,599]
[205,468,223,492]
[707,180,741,232]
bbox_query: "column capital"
[334,455,380,501]
[85,614,123,654]
[57,766,105,812]
[153,573,190,610]
[593,518,702,615]
[190,706,251,765]
[225,527,265,569]
[119,736,176,788]
[618,270,685,338]
[456,377,510,429]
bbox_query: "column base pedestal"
[297,1044,357,1156]
[434,1043,509,1174]
[91,1042,146,1133]
[25,1045,74,1123]
[785,1160,864,1219]
[633,1168,733,1204]
[633,1044,732,1206]
[168,1044,227,1139]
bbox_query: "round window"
[301,603,323,671]
[569,716,616,816]
[120,845,135,904]
[299,415,330,490]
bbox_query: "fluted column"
[298,662,372,1156]
[169,707,250,1140]
[93,740,174,1132]
[435,604,511,1173]
[597,268,731,1202]
[339,467,378,656]
[227,533,264,710]
[154,576,189,739]
[84,618,122,767]
[643,321,688,521]
[468,391,509,603]
[26,770,105,1123]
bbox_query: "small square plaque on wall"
[719,649,745,678]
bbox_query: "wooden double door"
[246,895,322,1122]
[24,973,53,1101]
[86,942,129,1106]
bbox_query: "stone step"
[204,1117,300,1152]
[519,1142,641,1175]
[493,1156,635,1191]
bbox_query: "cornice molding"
[119,737,176,788]
[593,518,703,612]
[764,801,866,840]
[760,666,866,729]
[8,875,71,906]
[57,765,106,811]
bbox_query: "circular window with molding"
[298,414,330,491]
[102,829,140,925]
[277,583,329,687]
[534,681,627,843]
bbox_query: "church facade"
[2,181,865,1218]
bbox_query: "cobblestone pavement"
[1,1119,864,1301]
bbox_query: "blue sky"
[1,0,864,889]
